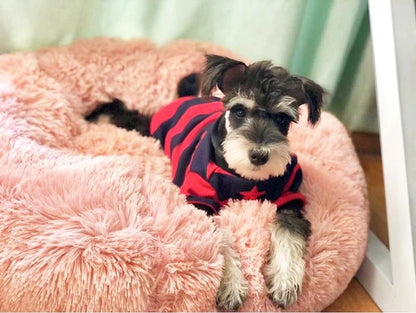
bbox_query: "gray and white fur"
[85,54,323,310]
[199,55,321,309]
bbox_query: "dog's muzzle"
[249,148,269,166]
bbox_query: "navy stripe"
[172,126,211,186]
[209,173,245,202]
[151,125,166,147]
[288,155,298,171]
[189,125,216,179]
[289,169,302,192]
[186,195,219,215]
[152,97,219,147]
[170,113,213,156]
[285,155,301,192]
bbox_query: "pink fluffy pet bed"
[0,38,369,311]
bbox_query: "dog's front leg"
[264,205,311,308]
[216,227,249,310]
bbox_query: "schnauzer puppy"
[86,55,323,310]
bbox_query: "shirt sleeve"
[180,169,220,215]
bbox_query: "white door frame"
[356,0,416,311]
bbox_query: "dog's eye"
[231,105,247,119]
[274,114,290,127]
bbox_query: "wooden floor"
[322,132,386,312]
[324,279,380,312]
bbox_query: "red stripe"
[164,102,223,156]
[283,163,301,193]
[180,169,219,203]
[150,96,195,134]
[171,112,222,179]
[206,160,232,179]
[273,192,306,207]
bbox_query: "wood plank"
[324,278,381,312]
[351,132,381,155]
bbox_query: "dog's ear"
[201,55,247,96]
[295,75,324,125]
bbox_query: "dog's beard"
[222,132,291,180]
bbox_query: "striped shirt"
[150,96,305,215]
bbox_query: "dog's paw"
[216,227,249,310]
[216,273,248,311]
[264,224,306,308]
[266,277,301,308]
[264,252,305,308]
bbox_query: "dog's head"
[201,55,324,180]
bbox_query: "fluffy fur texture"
[264,221,307,306]
[0,38,369,311]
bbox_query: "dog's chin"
[222,137,292,181]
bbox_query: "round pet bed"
[0,38,369,311]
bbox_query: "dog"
[86,55,324,310]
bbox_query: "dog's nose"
[249,149,269,166]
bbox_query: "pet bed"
[0,38,369,311]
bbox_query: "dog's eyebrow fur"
[271,96,298,120]
[226,95,256,110]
